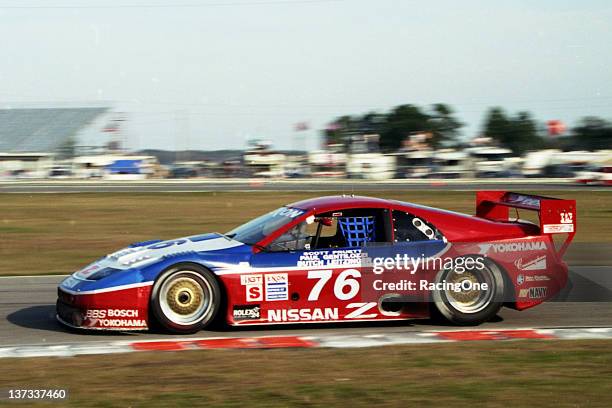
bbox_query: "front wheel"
[150,263,221,334]
[431,259,504,325]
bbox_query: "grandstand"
[0,107,112,178]
[0,107,110,154]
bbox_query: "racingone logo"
[479,241,546,254]
[268,308,339,322]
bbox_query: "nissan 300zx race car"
[57,191,576,333]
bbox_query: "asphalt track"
[1,179,607,193]
[1,266,611,348]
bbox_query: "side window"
[266,208,392,252]
[303,216,339,238]
[392,210,443,242]
[315,208,391,249]
[266,222,311,252]
[266,217,340,252]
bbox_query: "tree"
[323,103,463,152]
[570,116,612,150]
[380,104,430,151]
[358,112,386,135]
[482,107,544,155]
[428,103,462,148]
[323,115,356,147]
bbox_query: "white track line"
[1,327,611,359]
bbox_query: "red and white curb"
[2,327,612,359]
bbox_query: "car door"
[361,209,448,308]
[248,208,396,323]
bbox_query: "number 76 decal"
[307,269,388,319]
[307,269,360,301]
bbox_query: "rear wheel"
[150,263,221,334]
[432,259,504,325]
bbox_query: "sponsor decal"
[265,273,289,301]
[516,274,549,285]
[479,241,546,255]
[297,249,363,268]
[62,276,81,289]
[345,302,378,319]
[97,319,147,328]
[268,307,339,322]
[240,274,262,286]
[240,273,288,302]
[515,255,547,271]
[527,275,550,282]
[107,236,243,267]
[80,310,147,328]
[560,212,573,224]
[233,304,261,321]
[543,224,574,233]
[75,264,100,279]
[273,207,305,219]
[85,309,139,319]
[519,286,548,299]
[148,239,187,250]
[241,274,263,302]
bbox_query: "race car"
[56,191,576,333]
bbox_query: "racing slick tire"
[431,258,504,325]
[150,263,221,334]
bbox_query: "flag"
[547,120,566,136]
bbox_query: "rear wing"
[476,191,576,256]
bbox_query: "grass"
[1,192,610,407]
[1,340,612,407]
[0,191,610,276]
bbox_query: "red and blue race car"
[57,191,576,333]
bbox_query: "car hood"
[75,233,246,279]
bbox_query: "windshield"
[226,206,306,245]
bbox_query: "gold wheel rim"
[165,277,204,316]
[447,271,480,304]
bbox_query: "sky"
[1,0,611,151]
